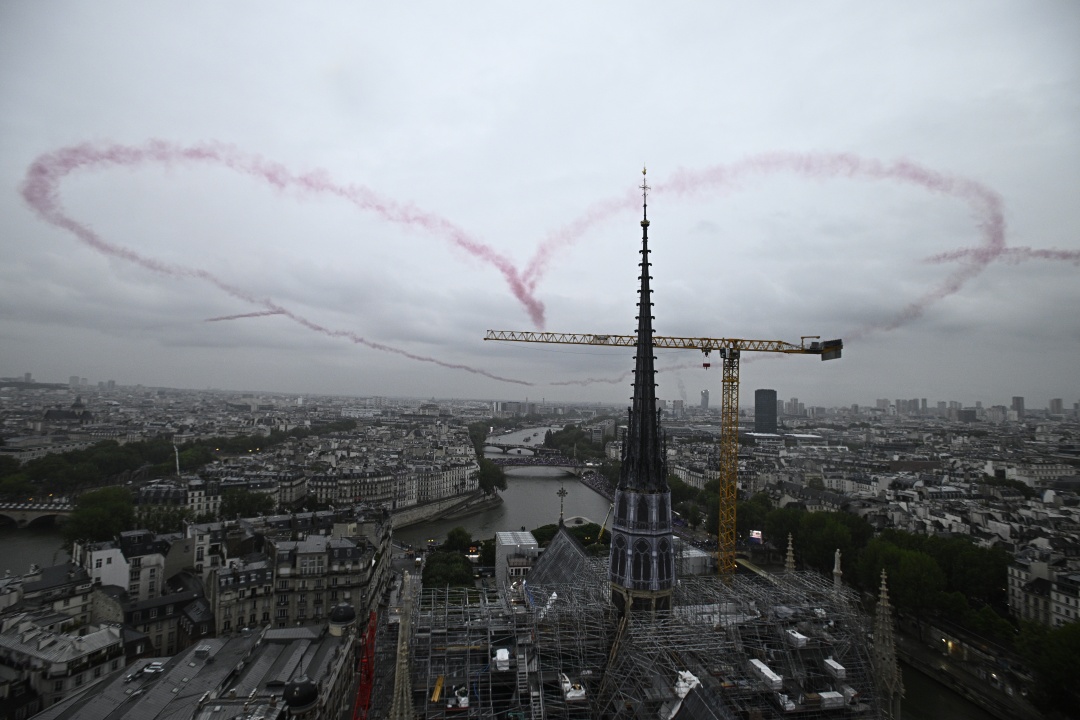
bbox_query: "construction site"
[396,533,885,720]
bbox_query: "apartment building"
[75,530,191,602]
[267,536,371,627]
[0,612,124,711]
[205,555,274,635]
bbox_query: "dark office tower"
[1012,396,1025,418]
[755,389,778,434]
[608,170,674,617]
[700,389,709,409]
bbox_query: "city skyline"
[2,3,1078,407]
[7,369,1074,417]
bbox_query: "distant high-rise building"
[920,398,927,413]
[700,389,709,409]
[1012,396,1025,418]
[672,399,684,415]
[754,389,778,434]
[23,372,32,383]
[1049,398,1064,415]
[69,375,80,391]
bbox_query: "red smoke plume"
[205,310,285,322]
[527,153,1024,340]
[21,141,545,326]
[20,142,534,386]
[21,142,1075,387]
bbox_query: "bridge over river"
[486,455,591,478]
[0,501,74,528]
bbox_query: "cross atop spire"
[640,166,650,226]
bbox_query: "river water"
[394,466,611,547]
[0,524,69,575]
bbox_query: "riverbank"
[390,490,503,530]
[895,634,1042,720]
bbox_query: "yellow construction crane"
[484,330,842,576]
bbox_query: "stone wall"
[391,491,501,529]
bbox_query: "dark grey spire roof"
[620,169,667,493]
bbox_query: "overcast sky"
[2,2,1077,410]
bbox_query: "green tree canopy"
[543,425,605,461]
[1018,621,1080,713]
[476,459,507,495]
[220,488,276,519]
[443,526,474,553]
[135,506,191,534]
[62,486,135,548]
[421,551,476,587]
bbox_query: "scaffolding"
[405,531,882,720]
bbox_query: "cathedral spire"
[621,165,665,494]
[608,167,675,616]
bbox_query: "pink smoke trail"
[205,310,285,322]
[924,246,1080,265]
[22,141,545,326]
[20,147,535,387]
[526,153,1008,340]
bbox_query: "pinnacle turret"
[873,570,904,719]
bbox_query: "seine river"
[394,465,611,547]
[0,524,69,576]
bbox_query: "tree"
[736,492,773,540]
[61,487,135,548]
[796,512,854,573]
[1021,620,1080,713]
[764,507,803,557]
[443,526,473,553]
[476,459,507,495]
[668,477,699,507]
[135,506,191,534]
[0,454,21,478]
[219,488,276,519]
[422,551,476,587]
